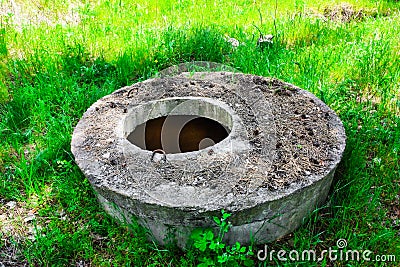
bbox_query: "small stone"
[226,37,240,48]
[28,226,35,234]
[102,152,111,159]
[6,201,17,209]
[58,209,65,216]
[24,214,36,223]
[3,225,13,233]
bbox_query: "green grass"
[1,0,399,266]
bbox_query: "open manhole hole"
[71,64,346,247]
[126,98,231,154]
[128,115,229,153]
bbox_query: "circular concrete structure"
[71,70,346,247]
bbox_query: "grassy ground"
[0,0,399,266]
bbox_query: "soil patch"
[322,3,379,22]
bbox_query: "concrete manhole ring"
[71,71,346,247]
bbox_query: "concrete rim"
[72,72,345,207]
[71,71,346,246]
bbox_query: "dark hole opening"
[127,115,230,154]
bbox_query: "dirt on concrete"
[76,71,345,193]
